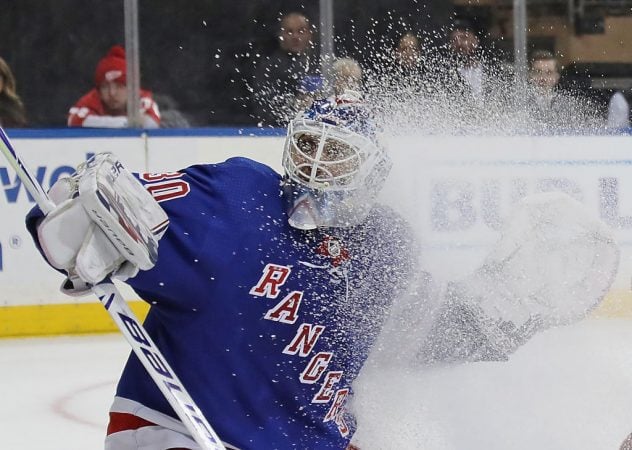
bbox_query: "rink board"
[0,129,631,336]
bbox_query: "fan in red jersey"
[67,45,160,128]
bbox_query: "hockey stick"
[0,128,226,450]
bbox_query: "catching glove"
[37,153,169,295]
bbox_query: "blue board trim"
[5,127,286,139]
[6,127,632,139]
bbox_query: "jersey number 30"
[140,172,190,203]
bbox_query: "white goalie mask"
[282,93,392,230]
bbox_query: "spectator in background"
[380,31,439,93]
[292,58,363,116]
[607,89,632,130]
[441,17,515,132]
[332,57,363,95]
[367,31,427,102]
[444,17,513,102]
[393,32,424,78]
[68,46,160,128]
[527,50,562,118]
[252,12,321,126]
[529,50,561,94]
[0,57,27,127]
[153,93,191,128]
[446,18,487,103]
[527,50,602,134]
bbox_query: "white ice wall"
[1,131,631,307]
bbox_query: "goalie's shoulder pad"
[76,153,169,271]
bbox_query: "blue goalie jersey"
[33,157,413,449]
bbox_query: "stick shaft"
[0,129,55,213]
[93,282,225,449]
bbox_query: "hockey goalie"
[22,93,618,449]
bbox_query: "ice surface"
[352,319,632,449]
[0,335,127,450]
[2,320,632,449]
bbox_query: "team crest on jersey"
[315,235,350,268]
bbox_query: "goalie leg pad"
[463,191,619,329]
[418,192,619,364]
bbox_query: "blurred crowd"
[0,5,629,134]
